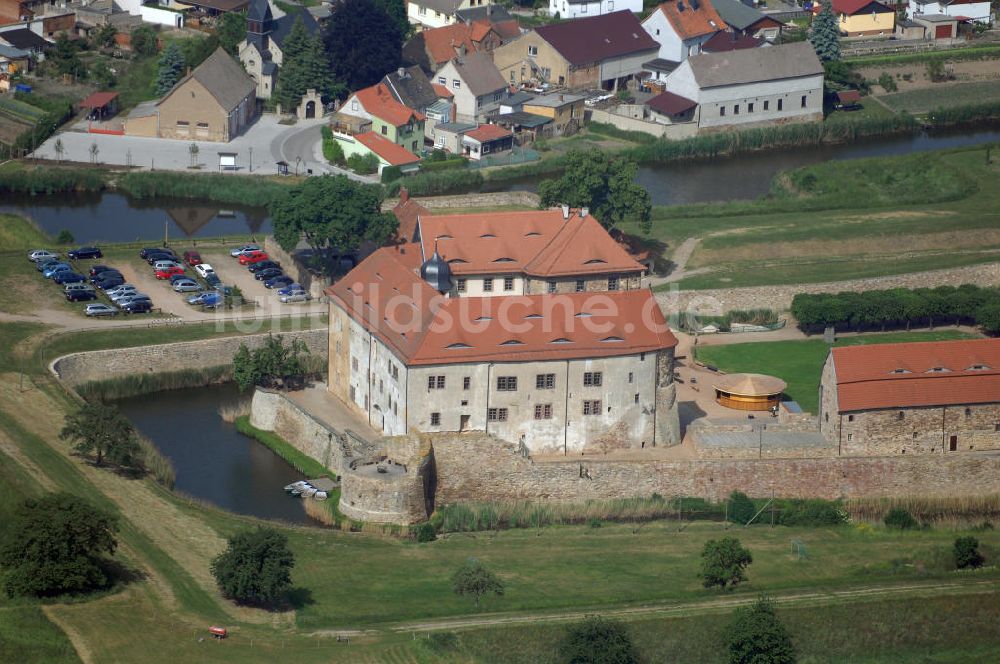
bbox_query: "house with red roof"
[402,21,504,74]
[337,130,421,176]
[820,338,1000,456]
[641,0,726,67]
[325,206,680,452]
[461,123,514,160]
[492,10,659,90]
[334,83,426,154]
[812,0,895,36]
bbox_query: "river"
[4,126,999,242]
[116,384,320,526]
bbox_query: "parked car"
[66,289,98,302]
[247,260,280,273]
[173,279,202,293]
[28,249,57,262]
[155,266,185,280]
[107,284,137,296]
[239,251,269,265]
[65,283,95,295]
[194,263,215,279]
[67,246,103,260]
[37,258,62,272]
[140,247,174,259]
[95,276,125,290]
[183,251,203,266]
[145,251,176,265]
[169,273,191,285]
[117,294,152,308]
[230,244,261,257]
[204,272,222,288]
[84,303,118,317]
[43,263,73,279]
[153,259,183,271]
[90,270,122,284]
[254,267,284,281]
[110,289,141,303]
[53,271,86,285]
[265,275,294,289]
[278,288,311,303]
[188,291,223,309]
[89,265,115,277]
[122,299,153,314]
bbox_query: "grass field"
[640,144,1000,290]
[880,80,1000,114]
[694,330,976,412]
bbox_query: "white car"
[194,263,215,279]
[106,284,137,298]
[84,303,118,317]
[279,290,312,304]
[28,249,58,262]
[230,244,262,257]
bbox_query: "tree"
[59,401,140,468]
[53,137,64,162]
[452,559,504,608]
[270,175,398,254]
[372,0,410,41]
[232,335,311,392]
[211,527,295,606]
[49,34,86,79]
[559,615,639,664]
[725,596,796,664]
[56,229,75,244]
[883,507,918,530]
[954,536,984,569]
[0,492,118,598]
[537,149,652,233]
[90,60,117,89]
[89,142,99,164]
[323,0,403,92]
[217,10,247,56]
[95,23,118,49]
[699,537,753,590]
[130,25,158,58]
[155,41,186,95]
[809,1,841,62]
[188,142,199,167]
[728,491,756,525]
[275,18,339,110]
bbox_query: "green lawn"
[880,80,1000,115]
[694,330,976,413]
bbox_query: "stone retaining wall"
[381,190,540,210]
[51,329,328,387]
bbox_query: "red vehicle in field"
[155,266,185,280]
[238,250,269,265]
[183,251,202,266]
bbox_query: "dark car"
[53,271,86,285]
[145,252,176,265]
[139,247,174,259]
[248,260,280,273]
[265,275,294,289]
[204,272,222,288]
[94,275,125,290]
[89,264,114,277]
[254,268,284,281]
[169,273,191,285]
[67,246,103,260]
[122,299,153,314]
[183,251,203,266]
[36,258,61,272]
[90,270,122,284]
[65,289,97,302]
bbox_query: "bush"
[954,536,984,569]
[884,507,919,530]
[346,152,379,175]
[211,527,295,607]
[587,518,602,529]
[56,229,75,244]
[779,500,847,527]
[728,491,757,525]
[380,165,403,184]
[427,631,458,652]
[416,522,437,543]
[559,616,639,664]
[321,126,345,165]
[725,595,796,664]
[878,71,897,92]
[699,537,753,590]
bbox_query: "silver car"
[173,279,202,293]
[28,249,57,262]
[116,295,151,309]
[279,290,312,303]
[153,260,183,272]
[106,284,138,298]
[230,244,261,257]
[84,304,118,317]
[110,289,143,303]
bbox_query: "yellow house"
[521,92,586,136]
[828,0,895,36]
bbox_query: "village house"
[434,51,508,123]
[402,20,503,74]
[908,0,992,24]
[325,207,679,453]
[663,41,823,131]
[709,0,784,40]
[124,47,256,142]
[911,13,961,38]
[381,66,440,114]
[453,4,521,39]
[239,0,319,101]
[647,89,698,124]
[0,43,28,74]
[0,27,49,60]
[337,131,421,175]
[819,339,1000,456]
[408,0,495,29]
[492,10,658,90]
[334,83,426,154]
[700,31,766,53]
[521,92,585,136]
[548,0,643,20]
[817,0,895,36]
[461,122,513,160]
[641,0,725,75]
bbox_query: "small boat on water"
[301,486,318,498]
[313,491,328,501]
[284,481,307,493]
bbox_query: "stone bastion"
[338,435,434,525]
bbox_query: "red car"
[155,266,185,280]
[238,250,269,265]
[183,251,202,266]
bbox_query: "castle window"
[428,375,445,389]
[457,278,466,292]
[847,433,853,442]
[608,276,619,291]
[628,372,633,384]
[504,277,514,291]
[534,404,553,420]
[483,278,493,292]
[575,279,585,292]
[488,407,508,422]
[430,412,440,426]
[913,432,918,439]
[547,281,556,293]
[583,371,603,387]
[634,393,639,404]
[352,357,358,371]
[897,411,905,420]
[497,376,518,391]
[583,400,602,415]
[848,414,854,422]
[965,407,972,417]
[536,373,555,389]
[463,376,471,390]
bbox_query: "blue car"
[43,263,73,278]
[53,271,86,285]
[265,275,294,289]
[188,291,223,308]
[36,258,62,272]
[67,246,103,260]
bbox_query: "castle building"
[326,208,680,454]
[239,0,319,100]
[819,338,1000,456]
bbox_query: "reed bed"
[845,495,1000,526]
[75,366,232,400]
[117,171,290,207]
[217,399,251,424]
[233,416,334,479]
[0,165,106,195]
[135,432,176,489]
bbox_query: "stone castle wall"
[51,328,328,387]
[339,436,433,525]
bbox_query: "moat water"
[4,126,999,243]
[116,384,321,526]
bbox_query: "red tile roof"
[492,19,522,41]
[465,123,512,142]
[702,31,764,52]
[829,0,893,15]
[391,189,431,244]
[831,339,1000,412]
[354,83,425,127]
[417,208,645,277]
[421,23,484,67]
[327,246,676,366]
[535,10,659,66]
[836,89,861,103]
[647,90,697,115]
[651,0,725,41]
[432,82,453,98]
[354,132,421,166]
[79,91,119,109]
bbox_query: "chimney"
[399,187,409,203]
[561,204,569,220]
[581,207,589,218]
[397,67,406,79]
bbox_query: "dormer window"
[550,338,572,343]
[601,336,624,342]
[925,367,951,373]
[968,364,991,371]
[889,368,911,374]
[500,339,524,346]
[446,342,471,349]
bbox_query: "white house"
[641,0,725,66]
[665,41,824,131]
[409,0,496,29]
[434,52,508,123]
[548,0,642,20]
[907,0,992,23]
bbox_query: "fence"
[468,147,539,169]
